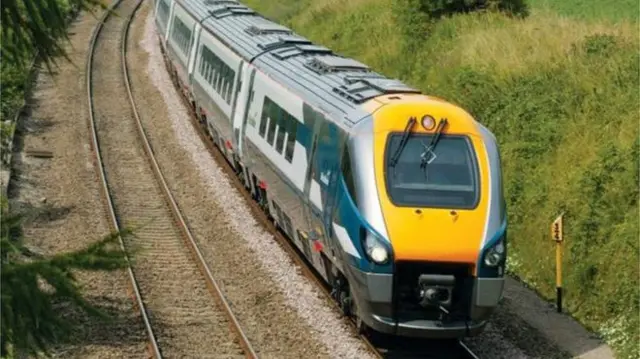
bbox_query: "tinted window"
[260,96,299,162]
[171,17,191,57]
[384,134,479,209]
[284,112,297,162]
[259,97,270,136]
[275,113,286,154]
[341,145,357,204]
[157,0,170,30]
[266,106,277,145]
[199,45,235,105]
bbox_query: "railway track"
[86,0,257,357]
[160,29,479,359]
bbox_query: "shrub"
[415,0,529,19]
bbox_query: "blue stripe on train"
[332,175,394,274]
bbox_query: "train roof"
[175,0,423,129]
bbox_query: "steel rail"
[120,3,258,358]
[87,1,258,357]
[85,0,161,357]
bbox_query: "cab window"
[384,134,480,209]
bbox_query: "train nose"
[384,209,484,263]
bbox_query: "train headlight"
[421,115,436,131]
[483,239,505,268]
[364,234,389,265]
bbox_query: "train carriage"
[153,0,508,339]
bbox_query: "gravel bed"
[125,4,376,359]
[463,297,570,359]
[7,9,147,359]
[91,1,245,357]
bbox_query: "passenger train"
[152,0,508,339]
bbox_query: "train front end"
[348,94,507,338]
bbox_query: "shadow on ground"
[46,294,147,354]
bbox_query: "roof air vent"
[305,56,370,75]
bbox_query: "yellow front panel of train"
[368,95,490,265]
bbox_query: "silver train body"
[152,0,508,339]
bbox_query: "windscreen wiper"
[389,116,417,168]
[420,118,448,170]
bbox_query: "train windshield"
[384,134,480,209]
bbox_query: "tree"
[2,0,132,356]
[1,197,132,357]
[1,0,108,71]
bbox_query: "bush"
[415,0,529,19]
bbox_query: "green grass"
[242,0,640,357]
[528,0,639,22]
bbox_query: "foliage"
[1,55,32,166]
[0,62,30,123]
[241,0,639,357]
[1,0,137,357]
[413,0,528,19]
[0,0,90,162]
[0,0,107,71]
[0,197,132,357]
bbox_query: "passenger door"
[302,105,342,264]
[236,66,256,158]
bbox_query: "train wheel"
[339,290,351,317]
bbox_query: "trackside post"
[551,213,564,313]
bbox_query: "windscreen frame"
[382,132,482,210]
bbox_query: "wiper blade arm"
[420,118,448,169]
[389,117,417,168]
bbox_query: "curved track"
[86,0,257,357]
[160,35,480,359]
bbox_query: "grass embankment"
[243,0,639,357]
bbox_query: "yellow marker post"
[551,213,564,313]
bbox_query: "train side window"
[215,61,223,93]
[205,51,213,84]
[201,46,219,90]
[222,69,232,103]
[341,145,357,204]
[275,112,286,154]
[266,101,278,145]
[212,56,219,90]
[220,69,227,101]
[158,0,170,28]
[199,47,207,82]
[284,113,298,163]
[220,65,227,97]
[207,59,216,88]
[226,72,235,104]
[222,75,229,102]
[262,96,301,159]
[235,75,243,104]
[226,70,233,102]
[171,17,191,57]
[259,97,270,137]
